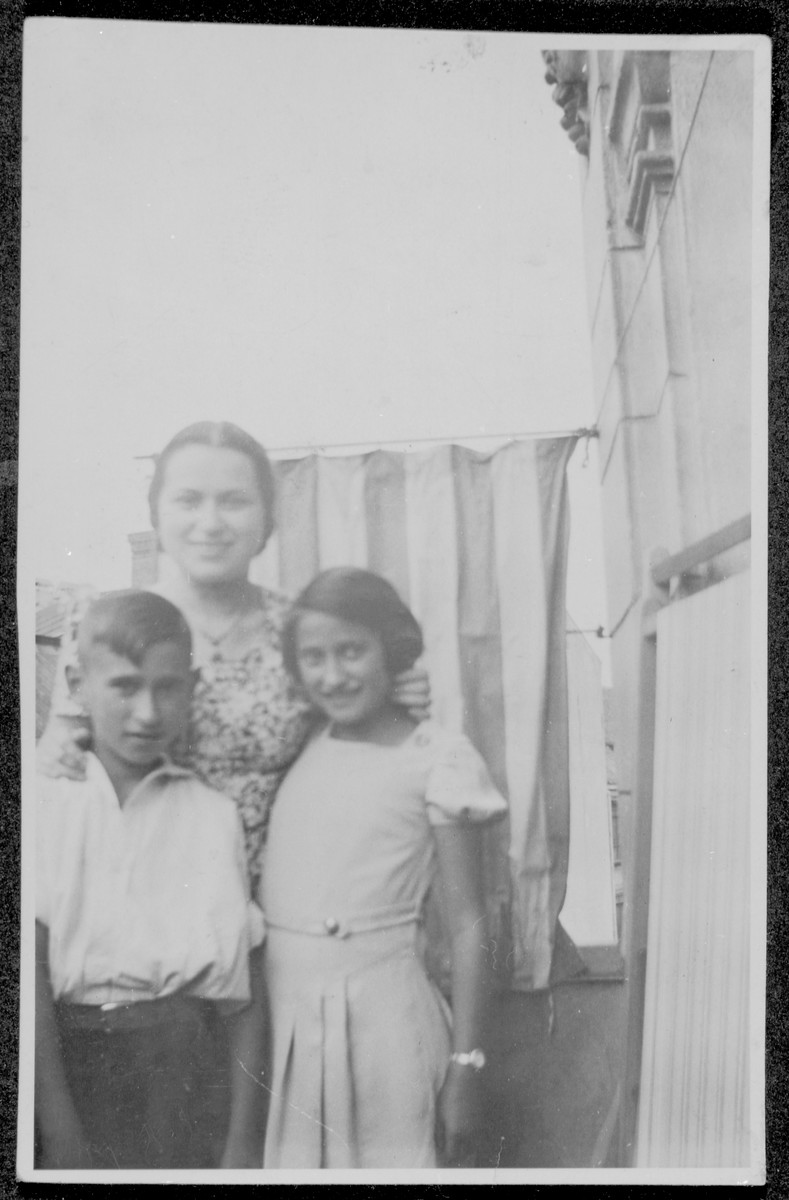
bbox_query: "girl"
[262,567,507,1169]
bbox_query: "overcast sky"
[19,20,607,645]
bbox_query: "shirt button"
[324,917,340,935]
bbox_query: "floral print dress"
[184,591,312,886]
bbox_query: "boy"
[35,590,266,1170]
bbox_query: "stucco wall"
[574,47,755,1163]
[578,44,754,823]
[673,51,753,536]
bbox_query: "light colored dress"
[261,720,507,1169]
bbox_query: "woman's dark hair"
[148,421,277,553]
[77,589,192,668]
[282,567,424,680]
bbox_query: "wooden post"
[617,548,670,1164]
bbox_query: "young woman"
[262,567,507,1169]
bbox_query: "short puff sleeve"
[423,727,508,826]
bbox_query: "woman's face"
[155,444,268,584]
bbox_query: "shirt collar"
[85,752,196,800]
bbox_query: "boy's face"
[74,641,193,779]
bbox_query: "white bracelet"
[449,1049,486,1070]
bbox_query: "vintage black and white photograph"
[16,20,768,1184]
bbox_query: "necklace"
[194,609,250,661]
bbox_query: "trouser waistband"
[56,993,207,1033]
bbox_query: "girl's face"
[294,611,393,732]
[155,444,268,585]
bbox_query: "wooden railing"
[651,514,751,586]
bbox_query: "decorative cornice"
[541,50,590,157]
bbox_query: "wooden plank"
[651,514,750,586]
[636,572,751,1165]
[618,615,659,1165]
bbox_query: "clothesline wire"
[266,426,599,455]
[134,426,599,461]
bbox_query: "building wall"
[569,47,754,1163]
[675,51,752,537]
[574,49,752,903]
[584,50,752,560]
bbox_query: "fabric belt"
[56,992,206,1033]
[265,904,421,939]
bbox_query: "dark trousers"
[54,995,231,1170]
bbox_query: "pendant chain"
[194,608,249,659]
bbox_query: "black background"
[2,2,785,1197]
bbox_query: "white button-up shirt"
[36,754,265,1009]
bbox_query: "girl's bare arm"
[433,823,490,1166]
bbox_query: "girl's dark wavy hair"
[148,421,277,554]
[282,567,424,681]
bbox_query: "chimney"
[128,531,159,587]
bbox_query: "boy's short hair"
[282,567,423,680]
[76,589,192,668]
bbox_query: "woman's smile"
[188,541,235,555]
